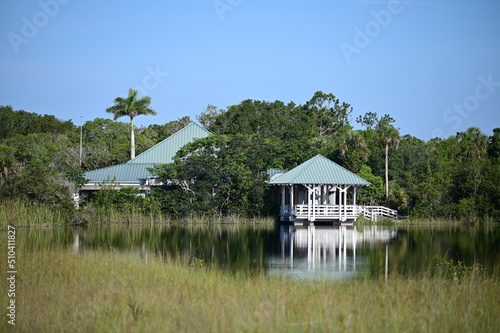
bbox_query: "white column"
[289,185,294,219]
[312,185,317,221]
[322,185,327,204]
[280,185,285,221]
[344,188,347,221]
[353,186,357,206]
[307,185,311,221]
[338,186,349,222]
[339,187,344,221]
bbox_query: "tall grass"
[0,199,67,228]
[0,200,277,228]
[179,213,276,226]
[80,208,276,226]
[79,204,170,225]
[2,240,499,333]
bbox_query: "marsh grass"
[0,199,67,228]
[178,214,276,226]
[0,200,277,228]
[401,216,500,225]
[2,239,499,333]
[79,205,170,225]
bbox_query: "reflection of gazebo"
[269,155,396,222]
[272,225,398,278]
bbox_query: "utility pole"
[79,116,83,167]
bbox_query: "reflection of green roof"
[269,155,370,186]
[84,123,211,184]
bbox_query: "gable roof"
[84,163,156,184]
[84,122,211,184]
[269,154,370,186]
[127,122,211,164]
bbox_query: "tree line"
[0,90,499,222]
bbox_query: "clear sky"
[1,0,499,140]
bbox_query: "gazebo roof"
[269,154,370,186]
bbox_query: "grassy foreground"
[2,244,499,332]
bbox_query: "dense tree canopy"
[150,134,270,218]
[0,105,74,140]
[1,94,499,221]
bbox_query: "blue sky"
[1,0,499,140]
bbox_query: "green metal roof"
[84,122,211,184]
[269,154,370,186]
[127,122,211,164]
[268,168,286,182]
[84,163,156,184]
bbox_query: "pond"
[10,223,500,279]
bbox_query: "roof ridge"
[127,122,211,164]
[318,154,367,180]
[287,155,319,183]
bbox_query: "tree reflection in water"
[12,223,500,280]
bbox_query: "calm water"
[11,223,500,279]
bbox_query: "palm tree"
[458,127,488,159]
[106,88,157,159]
[376,123,400,200]
[337,128,369,172]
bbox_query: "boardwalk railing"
[281,204,398,222]
[360,206,398,221]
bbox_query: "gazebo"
[269,155,396,223]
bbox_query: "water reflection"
[8,223,500,280]
[268,225,398,280]
[68,224,275,276]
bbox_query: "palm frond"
[105,88,157,120]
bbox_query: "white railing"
[295,204,361,218]
[361,206,398,221]
[284,204,362,221]
[281,204,398,222]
